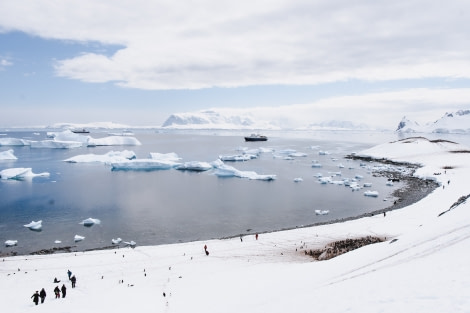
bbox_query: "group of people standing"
[31,269,77,306]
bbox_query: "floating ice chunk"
[30,140,83,149]
[64,150,136,164]
[46,130,90,143]
[5,240,17,247]
[312,161,322,168]
[111,159,180,170]
[294,177,303,182]
[318,151,330,155]
[363,182,372,187]
[278,149,297,154]
[313,173,323,178]
[112,238,122,244]
[213,163,276,181]
[24,220,42,231]
[124,240,136,247]
[0,168,50,180]
[364,190,379,197]
[87,136,141,146]
[386,181,394,186]
[176,161,212,171]
[219,154,253,161]
[74,235,85,242]
[0,138,30,146]
[80,218,101,227]
[319,177,332,184]
[338,163,345,168]
[289,152,307,157]
[0,149,17,160]
[355,174,364,179]
[315,210,330,215]
[54,240,62,244]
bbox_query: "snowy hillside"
[396,110,470,134]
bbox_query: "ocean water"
[1,129,467,255]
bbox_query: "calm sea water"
[1,129,468,255]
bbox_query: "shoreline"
[1,157,439,258]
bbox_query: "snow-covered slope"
[2,136,470,313]
[396,110,470,134]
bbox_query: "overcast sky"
[1,0,470,129]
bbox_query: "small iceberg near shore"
[176,161,213,171]
[0,149,17,160]
[79,218,101,227]
[74,235,85,242]
[0,168,50,180]
[5,240,18,247]
[24,220,42,232]
[112,238,122,244]
[315,210,330,215]
[364,190,379,197]
[212,162,276,181]
[124,240,137,247]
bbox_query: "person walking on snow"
[61,284,67,298]
[71,275,76,288]
[54,286,60,298]
[67,269,72,280]
[31,291,39,305]
[39,288,46,304]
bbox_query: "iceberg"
[87,136,141,146]
[24,220,42,232]
[79,218,101,227]
[124,240,137,247]
[111,159,179,170]
[5,240,18,247]
[74,235,85,242]
[0,168,50,180]
[0,149,17,160]
[0,138,30,146]
[46,130,90,143]
[112,238,122,244]
[64,150,136,164]
[294,177,303,182]
[212,163,276,181]
[30,140,83,149]
[315,210,330,215]
[219,154,254,162]
[176,161,213,172]
[364,190,379,197]
[54,240,62,244]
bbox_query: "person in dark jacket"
[31,291,40,305]
[61,284,67,298]
[39,288,46,304]
[67,269,72,280]
[54,286,60,298]
[71,275,77,288]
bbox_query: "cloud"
[2,1,470,90]
[208,88,470,129]
[0,58,13,69]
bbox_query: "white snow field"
[1,137,470,313]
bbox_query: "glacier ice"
[24,220,43,232]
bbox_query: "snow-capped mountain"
[396,110,470,134]
[161,110,279,130]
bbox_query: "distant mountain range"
[396,110,470,134]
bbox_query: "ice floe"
[176,161,213,171]
[74,235,85,242]
[212,162,276,181]
[5,240,17,247]
[364,190,379,197]
[0,149,17,160]
[30,140,83,149]
[111,159,180,170]
[0,168,50,180]
[0,138,31,146]
[64,150,136,164]
[79,218,101,227]
[294,177,303,182]
[24,220,43,232]
[315,209,330,215]
[112,238,122,244]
